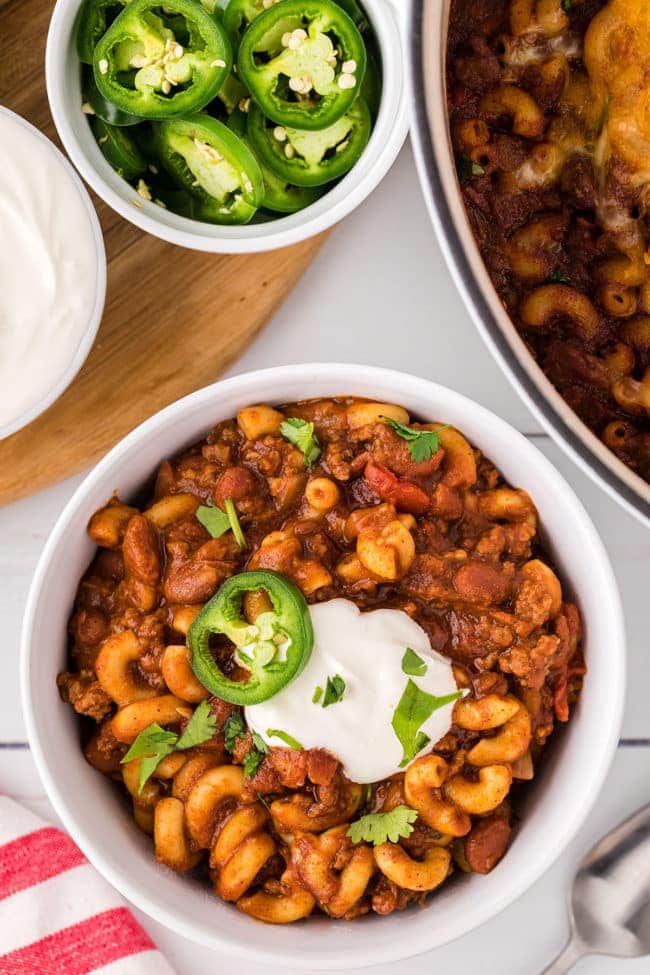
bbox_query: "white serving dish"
[0,106,106,440]
[45,0,407,253]
[22,363,625,969]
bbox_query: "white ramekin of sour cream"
[0,107,106,439]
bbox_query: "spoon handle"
[540,936,585,975]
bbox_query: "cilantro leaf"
[196,501,230,538]
[412,730,431,756]
[347,805,418,846]
[381,416,445,464]
[224,712,247,753]
[457,154,485,183]
[121,724,178,762]
[312,685,323,704]
[176,699,216,750]
[321,674,346,708]
[391,680,463,767]
[244,749,264,779]
[548,271,571,285]
[266,728,304,750]
[360,783,374,814]
[195,498,245,548]
[136,752,171,792]
[410,435,440,464]
[120,722,178,793]
[243,737,268,780]
[224,498,246,548]
[251,731,269,754]
[120,704,222,794]
[279,418,321,466]
[401,647,428,677]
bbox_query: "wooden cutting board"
[0,0,328,506]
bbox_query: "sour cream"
[246,599,459,783]
[0,111,101,434]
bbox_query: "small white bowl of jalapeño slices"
[46,0,407,251]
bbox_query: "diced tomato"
[364,462,430,515]
[552,658,587,722]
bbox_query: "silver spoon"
[542,804,650,973]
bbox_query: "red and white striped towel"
[0,796,177,975]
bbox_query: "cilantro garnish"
[251,731,268,752]
[196,498,246,548]
[381,416,446,463]
[121,700,217,793]
[321,674,346,708]
[548,271,571,285]
[401,647,428,677]
[266,728,304,750]
[457,154,485,183]
[195,502,229,538]
[391,680,463,767]
[244,732,269,780]
[176,699,218,750]
[224,712,247,753]
[312,685,323,704]
[360,783,374,814]
[243,749,265,779]
[347,805,418,846]
[279,417,321,466]
[224,498,246,548]
[121,724,177,794]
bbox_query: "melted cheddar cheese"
[585,1,650,189]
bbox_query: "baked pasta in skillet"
[447,0,650,482]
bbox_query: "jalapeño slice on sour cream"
[188,570,314,705]
[246,598,460,783]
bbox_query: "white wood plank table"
[2,142,648,974]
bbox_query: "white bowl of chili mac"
[21,364,624,968]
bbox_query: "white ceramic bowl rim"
[22,364,625,969]
[0,106,106,441]
[45,0,408,253]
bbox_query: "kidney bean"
[74,608,107,648]
[91,549,124,582]
[370,423,445,479]
[123,515,161,586]
[453,562,511,605]
[364,462,430,515]
[121,578,158,613]
[163,562,223,603]
[214,466,256,505]
[464,816,511,874]
[430,482,464,520]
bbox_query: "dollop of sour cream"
[0,113,98,432]
[246,599,459,783]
